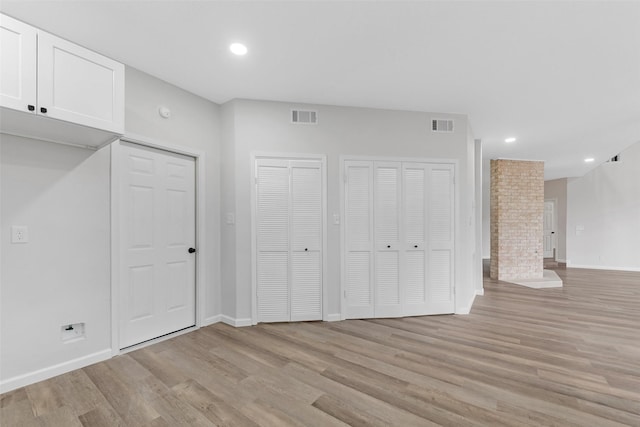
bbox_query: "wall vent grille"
[291,109,318,125]
[431,119,454,133]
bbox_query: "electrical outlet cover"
[11,225,29,243]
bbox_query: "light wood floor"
[2,266,639,426]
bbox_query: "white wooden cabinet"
[0,13,124,147]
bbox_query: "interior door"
[344,161,375,319]
[119,142,196,349]
[402,163,429,316]
[374,161,402,318]
[543,200,555,258]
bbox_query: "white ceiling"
[2,1,639,180]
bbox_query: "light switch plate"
[11,226,29,243]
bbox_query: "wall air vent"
[431,118,454,133]
[291,109,318,125]
[607,154,621,162]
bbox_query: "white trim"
[111,134,207,354]
[455,292,476,315]
[221,315,253,327]
[566,263,640,272]
[203,315,221,326]
[556,258,567,263]
[119,326,197,355]
[482,256,490,260]
[475,289,485,296]
[0,349,111,394]
[250,152,328,325]
[326,313,342,322]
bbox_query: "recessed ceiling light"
[229,43,248,56]
[504,137,516,143]
[584,158,595,163]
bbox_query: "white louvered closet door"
[426,164,455,314]
[374,162,403,318]
[255,158,323,323]
[402,163,429,316]
[256,159,291,322]
[290,161,323,321]
[344,161,375,319]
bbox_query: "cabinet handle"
[188,247,196,253]
[27,105,35,111]
[305,248,308,251]
[40,107,48,114]
[414,245,418,248]
[387,245,391,248]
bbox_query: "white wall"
[481,158,491,258]
[544,178,567,262]
[567,142,640,270]
[1,135,111,387]
[0,67,221,391]
[221,99,479,321]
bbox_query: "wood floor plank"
[1,265,639,426]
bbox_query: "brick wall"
[490,159,544,281]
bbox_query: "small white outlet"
[11,226,29,243]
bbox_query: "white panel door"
[374,162,402,318]
[37,31,124,133]
[402,163,429,316]
[120,143,196,349]
[0,14,37,112]
[256,159,291,323]
[426,164,455,314]
[344,161,375,319]
[290,161,323,321]
[543,200,555,258]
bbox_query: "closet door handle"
[414,245,418,248]
[305,248,308,251]
[188,247,196,253]
[40,107,48,114]
[387,245,391,248]
[27,105,35,111]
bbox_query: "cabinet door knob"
[414,245,418,248]
[387,245,391,248]
[188,247,196,254]
[40,107,48,114]
[27,105,35,111]
[305,248,308,251]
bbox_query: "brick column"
[490,159,544,281]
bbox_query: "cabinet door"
[374,161,402,318]
[290,161,322,321]
[402,162,429,316]
[256,160,291,323]
[344,161,375,319]
[37,31,124,133]
[0,14,37,112]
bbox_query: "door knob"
[414,245,418,248]
[387,245,391,248]
[305,248,308,251]
[40,107,48,114]
[27,105,35,111]
[188,248,196,253]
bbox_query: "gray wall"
[567,142,640,270]
[221,99,479,321]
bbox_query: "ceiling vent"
[431,118,454,133]
[291,109,318,125]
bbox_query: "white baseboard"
[326,313,341,322]
[475,288,485,296]
[566,263,640,272]
[0,349,112,394]
[220,315,253,327]
[482,256,490,260]
[203,314,221,326]
[456,293,477,315]
[556,258,567,263]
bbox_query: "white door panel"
[0,14,37,112]
[543,200,555,258]
[120,143,195,348]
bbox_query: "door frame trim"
[544,198,558,259]
[111,133,207,356]
[250,152,328,324]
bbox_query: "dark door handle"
[305,248,308,251]
[551,232,555,234]
[414,245,418,248]
[40,107,47,113]
[27,105,35,111]
[188,248,196,253]
[387,245,391,248]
